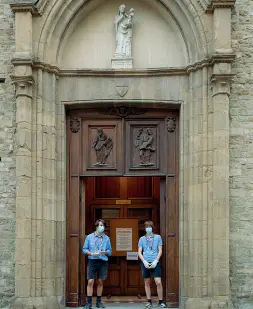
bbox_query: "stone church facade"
[0,0,252,309]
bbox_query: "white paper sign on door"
[116,228,132,251]
[127,252,138,260]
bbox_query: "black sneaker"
[159,303,168,308]
[96,302,105,308]
[83,304,92,309]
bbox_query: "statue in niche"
[135,128,155,166]
[114,4,135,57]
[92,128,113,166]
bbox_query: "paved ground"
[66,304,177,308]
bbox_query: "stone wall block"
[42,279,55,297]
[212,277,230,297]
[15,279,31,298]
[213,200,228,220]
[16,177,32,197]
[15,12,32,54]
[189,240,203,276]
[213,9,232,53]
[55,278,64,296]
[16,218,32,239]
[16,130,32,151]
[16,197,32,219]
[16,98,32,125]
[42,262,54,279]
[16,264,31,280]
[42,239,56,263]
[15,238,31,265]
[35,239,42,263]
[213,218,228,240]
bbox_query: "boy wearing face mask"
[83,219,112,309]
[138,221,167,308]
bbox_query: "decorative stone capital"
[10,3,39,15]
[10,75,35,99]
[211,53,236,65]
[210,74,234,97]
[206,0,236,12]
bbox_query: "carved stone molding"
[16,56,236,77]
[210,74,234,97]
[10,75,34,99]
[210,53,236,65]
[100,106,146,118]
[36,0,50,15]
[70,118,81,133]
[167,117,176,133]
[206,0,236,12]
[10,3,39,15]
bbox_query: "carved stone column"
[209,74,233,308]
[10,4,59,309]
[9,4,35,307]
[208,1,235,306]
[11,74,34,301]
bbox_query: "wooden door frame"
[66,107,179,307]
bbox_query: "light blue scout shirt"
[138,234,163,263]
[83,232,112,261]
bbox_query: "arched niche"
[36,0,207,68]
[59,0,188,69]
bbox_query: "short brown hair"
[95,219,106,228]
[144,221,155,230]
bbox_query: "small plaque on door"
[116,199,131,205]
[127,252,138,260]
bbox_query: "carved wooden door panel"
[125,120,166,175]
[82,120,123,175]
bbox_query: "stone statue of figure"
[114,4,135,57]
[135,128,155,166]
[92,129,113,166]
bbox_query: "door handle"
[167,233,176,237]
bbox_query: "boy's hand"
[143,260,150,269]
[150,259,158,268]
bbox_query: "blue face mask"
[145,227,152,234]
[98,226,104,233]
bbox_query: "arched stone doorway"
[10,0,235,308]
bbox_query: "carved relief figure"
[135,128,155,166]
[114,5,135,57]
[92,129,113,166]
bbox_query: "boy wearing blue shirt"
[83,219,112,309]
[138,221,167,308]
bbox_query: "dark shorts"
[141,262,161,279]
[87,259,108,280]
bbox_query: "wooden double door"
[85,176,160,297]
[66,107,179,307]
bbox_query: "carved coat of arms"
[115,78,129,97]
